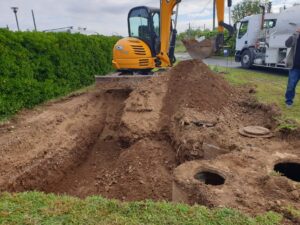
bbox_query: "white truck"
[235,5,300,69]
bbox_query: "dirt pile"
[162,60,233,115]
[0,60,299,223]
[159,61,276,163]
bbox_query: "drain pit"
[194,171,225,186]
[118,139,132,149]
[274,162,300,182]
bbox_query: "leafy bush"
[0,29,119,120]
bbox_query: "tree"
[231,0,262,23]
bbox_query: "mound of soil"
[0,60,299,224]
[163,60,233,116]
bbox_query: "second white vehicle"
[235,5,300,69]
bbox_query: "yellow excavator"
[112,0,234,74]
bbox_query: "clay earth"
[0,60,299,224]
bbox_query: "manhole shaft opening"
[194,171,225,186]
[274,162,300,182]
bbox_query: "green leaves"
[0,30,119,121]
[232,0,266,23]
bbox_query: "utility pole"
[267,2,272,13]
[11,7,20,31]
[213,0,216,30]
[229,7,232,25]
[31,10,37,31]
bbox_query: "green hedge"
[0,29,118,120]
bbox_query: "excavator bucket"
[182,38,216,60]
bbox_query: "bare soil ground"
[0,60,299,224]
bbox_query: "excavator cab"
[128,7,161,57]
[112,6,162,73]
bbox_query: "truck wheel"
[241,49,253,69]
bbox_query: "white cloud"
[0,0,297,35]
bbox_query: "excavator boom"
[157,0,181,67]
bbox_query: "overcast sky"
[0,0,298,36]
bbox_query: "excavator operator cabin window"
[152,13,160,37]
[152,12,160,55]
[128,8,151,43]
[238,21,248,39]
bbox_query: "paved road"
[176,52,240,68]
[203,57,240,68]
[175,52,289,76]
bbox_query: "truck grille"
[131,45,146,56]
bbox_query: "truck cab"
[235,5,300,69]
[235,14,278,68]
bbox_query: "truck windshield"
[128,8,151,43]
[238,21,248,39]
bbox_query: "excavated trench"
[43,88,135,198]
[22,86,230,201]
[13,87,178,202]
[1,60,300,223]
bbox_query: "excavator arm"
[215,0,235,49]
[157,0,234,67]
[157,0,181,67]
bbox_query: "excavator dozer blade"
[96,74,152,83]
[182,38,215,60]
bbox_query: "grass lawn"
[175,42,187,53]
[214,66,300,124]
[0,192,282,225]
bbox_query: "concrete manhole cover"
[239,126,273,138]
